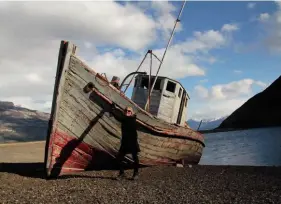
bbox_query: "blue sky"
[121,1,281,120]
[0,1,280,120]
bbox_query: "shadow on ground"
[0,162,45,179]
[0,162,143,180]
[0,162,117,180]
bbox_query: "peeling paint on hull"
[44,41,205,178]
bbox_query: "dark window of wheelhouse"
[151,77,162,90]
[166,81,176,93]
[185,97,188,107]
[178,88,182,98]
[140,77,161,90]
[134,78,138,87]
[140,78,149,89]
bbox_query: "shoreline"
[198,125,281,134]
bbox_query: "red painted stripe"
[48,129,94,175]
[46,127,202,176]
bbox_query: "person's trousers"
[117,150,139,175]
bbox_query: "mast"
[146,50,153,112]
[144,0,187,110]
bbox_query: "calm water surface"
[199,127,281,166]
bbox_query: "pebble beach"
[0,142,281,204]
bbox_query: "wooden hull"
[44,41,205,177]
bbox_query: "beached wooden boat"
[43,41,205,177]
[44,2,204,177]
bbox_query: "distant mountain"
[187,116,228,130]
[219,75,281,129]
[0,101,50,143]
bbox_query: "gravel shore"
[0,163,280,204]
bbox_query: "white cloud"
[259,13,270,22]
[247,2,256,9]
[194,85,209,99]
[208,57,217,64]
[180,23,238,55]
[211,79,266,100]
[221,24,239,32]
[189,98,248,120]
[86,50,138,80]
[233,70,242,74]
[84,42,92,49]
[86,44,206,82]
[211,79,255,99]
[189,78,267,119]
[0,2,157,52]
[260,2,281,53]
[199,79,208,83]
[185,30,226,53]
[0,1,239,114]
[121,23,239,79]
[150,46,206,78]
[151,1,182,40]
[0,1,157,111]
[255,81,267,88]
[25,73,44,84]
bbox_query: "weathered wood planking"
[69,55,202,138]
[45,41,205,177]
[44,41,77,173]
[56,78,202,164]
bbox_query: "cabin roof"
[136,74,190,99]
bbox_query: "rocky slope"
[218,75,281,129]
[0,101,50,143]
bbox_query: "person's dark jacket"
[120,114,140,154]
[110,104,140,154]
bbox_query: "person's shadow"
[48,109,106,178]
[47,87,120,178]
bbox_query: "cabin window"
[141,78,149,89]
[178,88,182,98]
[151,77,162,90]
[140,77,161,90]
[134,78,138,87]
[185,97,188,107]
[166,81,176,93]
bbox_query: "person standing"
[113,105,140,180]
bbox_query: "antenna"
[144,0,187,110]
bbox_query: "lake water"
[199,127,281,166]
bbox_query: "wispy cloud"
[259,13,270,22]
[194,79,267,101]
[189,78,267,119]
[221,24,239,32]
[199,79,208,83]
[233,70,242,74]
[259,2,281,54]
[247,2,256,9]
